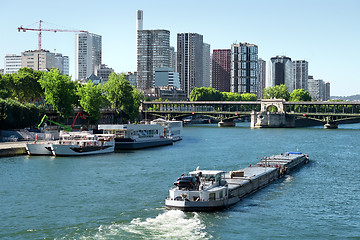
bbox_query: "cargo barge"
[165,152,309,211]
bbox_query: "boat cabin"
[98,124,165,140]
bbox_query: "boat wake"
[89,210,211,239]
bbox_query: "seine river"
[1,123,359,239]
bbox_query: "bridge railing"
[284,101,360,114]
[141,101,261,113]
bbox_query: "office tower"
[137,30,170,91]
[169,46,176,72]
[212,49,231,92]
[202,43,211,88]
[54,53,69,75]
[270,56,294,92]
[257,58,266,99]
[154,67,180,89]
[21,50,55,71]
[230,42,258,94]
[177,33,204,97]
[293,60,308,90]
[75,33,102,81]
[4,54,22,74]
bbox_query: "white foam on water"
[84,210,212,239]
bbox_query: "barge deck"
[165,152,309,211]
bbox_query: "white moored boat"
[51,132,115,156]
[150,119,183,142]
[98,124,173,150]
[165,152,309,211]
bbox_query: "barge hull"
[165,152,309,211]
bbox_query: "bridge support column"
[218,121,235,127]
[251,111,295,128]
[324,123,338,129]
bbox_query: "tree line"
[0,68,143,129]
[189,85,312,102]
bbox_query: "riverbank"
[0,141,27,157]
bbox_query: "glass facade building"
[270,56,294,92]
[137,29,170,91]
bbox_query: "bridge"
[140,100,360,128]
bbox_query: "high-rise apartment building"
[324,82,330,101]
[270,56,294,92]
[308,75,330,101]
[137,29,170,91]
[177,33,204,97]
[230,43,258,94]
[293,60,308,90]
[4,54,22,74]
[75,33,102,81]
[257,58,266,99]
[212,49,231,92]
[202,43,211,88]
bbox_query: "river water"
[1,123,359,239]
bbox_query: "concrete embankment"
[0,142,27,157]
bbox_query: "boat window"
[219,190,223,199]
[209,193,215,200]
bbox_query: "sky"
[1,0,359,96]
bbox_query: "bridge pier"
[324,123,338,129]
[218,121,235,127]
[251,111,295,128]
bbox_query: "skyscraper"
[293,60,308,90]
[230,43,258,94]
[169,46,176,72]
[270,56,294,92]
[177,33,204,97]
[202,43,211,88]
[137,29,170,91]
[75,33,102,81]
[257,58,266,99]
[212,49,231,92]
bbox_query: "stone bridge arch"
[260,99,285,113]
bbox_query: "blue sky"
[1,0,359,96]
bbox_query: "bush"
[0,98,41,130]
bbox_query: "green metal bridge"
[140,100,360,126]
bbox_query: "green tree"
[263,84,290,101]
[222,92,242,101]
[103,72,143,122]
[0,74,13,99]
[39,68,77,119]
[289,89,312,101]
[189,87,222,101]
[241,93,258,101]
[77,81,104,124]
[12,68,43,102]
